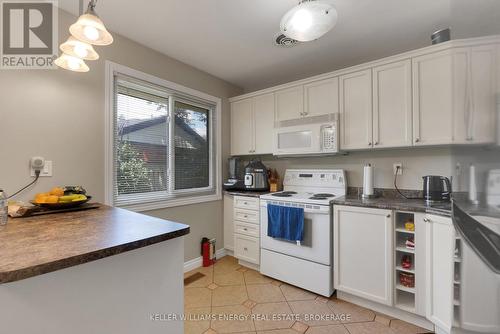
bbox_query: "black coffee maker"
[423,175,452,203]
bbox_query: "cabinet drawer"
[234,208,259,224]
[234,196,259,211]
[234,222,260,238]
[234,234,260,265]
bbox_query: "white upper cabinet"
[372,59,413,148]
[304,77,339,118]
[469,45,497,144]
[253,93,275,154]
[275,86,304,123]
[412,50,454,146]
[340,69,373,150]
[231,93,275,156]
[231,99,254,155]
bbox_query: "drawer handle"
[244,215,248,218]
[244,247,248,251]
[243,228,248,231]
[244,202,248,205]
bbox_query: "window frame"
[105,61,222,212]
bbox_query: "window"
[106,62,221,211]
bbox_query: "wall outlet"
[393,163,403,175]
[31,160,52,177]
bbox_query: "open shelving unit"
[394,211,417,313]
[453,235,462,326]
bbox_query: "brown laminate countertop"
[0,205,190,284]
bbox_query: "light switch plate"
[31,160,52,177]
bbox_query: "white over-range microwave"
[273,117,339,156]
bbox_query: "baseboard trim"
[184,248,227,273]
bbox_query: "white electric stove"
[259,169,346,297]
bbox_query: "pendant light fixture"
[55,0,113,72]
[69,0,113,46]
[280,0,338,42]
[54,53,90,72]
[60,36,99,60]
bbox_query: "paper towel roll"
[363,164,374,196]
[469,165,478,203]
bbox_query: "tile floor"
[184,256,432,334]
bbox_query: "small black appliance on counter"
[223,157,246,191]
[244,159,270,191]
[423,175,452,203]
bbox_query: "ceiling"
[59,0,452,92]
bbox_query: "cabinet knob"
[415,138,420,143]
[244,247,248,251]
[244,215,248,218]
[374,141,379,146]
[243,228,248,231]
[368,142,372,146]
[423,218,430,223]
[243,202,248,205]
[386,214,391,218]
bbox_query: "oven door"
[260,200,331,265]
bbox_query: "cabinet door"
[231,99,254,155]
[452,48,470,144]
[373,60,413,148]
[253,93,275,154]
[412,50,454,146]
[304,77,339,118]
[275,86,304,123]
[334,205,393,305]
[223,195,234,251]
[340,69,373,150]
[234,234,260,264]
[469,45,497,144]
[425,214,455,333]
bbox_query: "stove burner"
[271,191,297,198]
[312,193,335,198]
[272,193,292,197]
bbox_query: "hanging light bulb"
[60,36,99,60]
[69,0,113,46]
[281,0,338,42]
[54,53,90,72]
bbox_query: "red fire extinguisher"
[201,237,215,267]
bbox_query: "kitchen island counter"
[0,204,189,284]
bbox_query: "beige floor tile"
[247,284,286,303]
[280,284,317,302]
[389,319,432,334]
[211,304,255,333]
[374,312,392,326]
[327,299,375,323]
[257,329,300,334]
[184,307,211,334]
[185,267,214,288]
[252,302,295,331]
[288,300,341,327]
[212,285,248,307]
[185,287,212,309]
[344,321,398,334]
[305,324,349,334]
[214,270,245,286]
[244,269,274,285]
[214,257,241,274]
[291,321,309,333]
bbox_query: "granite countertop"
[224,190,270,198]
[0,205,189,284]
[332,195,452,217]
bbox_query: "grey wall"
[243,147,455,191]
[0,10,243,262]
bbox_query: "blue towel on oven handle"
[267,204,304,243]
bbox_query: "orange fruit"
[49,187,64,197]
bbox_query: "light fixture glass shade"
[69,9,113,46]
[54,53,90,72]
[280,0,338,42]
[60,36,99,60]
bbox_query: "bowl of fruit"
[31,186,91,209]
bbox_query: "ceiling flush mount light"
[70,0,113,46]
[54,53,90,72]
[280,0,338,42]
[60,36,99,60]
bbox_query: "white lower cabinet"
[233,196,260,265]
[424,214,455,334]
[223,194,234,251]
[334,205,393,305]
